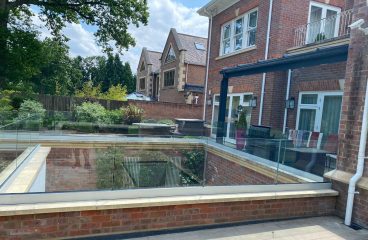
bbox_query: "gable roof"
[139,48,162,73]
[169,28,208,66]
[146,50,161,73]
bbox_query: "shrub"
[122,105,144,125]
[104,109,123,124]
[74,102,107,123]
[17,100,46,121]
[100,84,127,101]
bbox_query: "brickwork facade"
[331,0,368,228]
[205,152,275,185]
[0,197,336,239]
[204,0,347,132]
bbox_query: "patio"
[81,216,368,240]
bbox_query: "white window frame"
[211,93,253,143]
[296,91,343,133]
[306,1,341,44]
[220,8,258,56]
[163,68,176,87]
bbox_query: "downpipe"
[344,79,368,226]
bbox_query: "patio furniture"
[175,118,205,136]
[133,123,175,136]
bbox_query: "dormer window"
[140,62,145,72]
[165,46,176,63]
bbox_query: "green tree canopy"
[0,0,149,87]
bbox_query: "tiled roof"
[176,33,207,66]
[146,50,161,73]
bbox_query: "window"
[165,46,176,63]
[139,62,145,72]
[297,92,343,138]
[139,77,145,90]
[195,42,206,50]
[220,9,258,56]
[307,2,341,43]
[164,70,175,87]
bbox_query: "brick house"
[199,0,368,229]
[136,48,162,100]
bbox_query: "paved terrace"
[94,217,368,240]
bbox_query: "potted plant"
[235,109,248,150]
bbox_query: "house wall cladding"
[332,0,368,228]
[205,0,346,130]
[0,196,336,239]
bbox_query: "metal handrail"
[294,9,353,48]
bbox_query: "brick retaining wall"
[0,196,336,239]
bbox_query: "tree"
[123,62,136,93]
[0,0,149,88]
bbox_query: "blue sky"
[34,0,211,72]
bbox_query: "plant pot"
[236,129,246,150]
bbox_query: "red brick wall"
[129,100,203,120]
[187,64,206,86]
[205,0,346,129]
[331,180,368,228]
[0,196,336,239]
[205,152,275,185]
[331,0,368,229]
[46,148,97,192]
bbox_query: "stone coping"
[0,189,338,217]
[0,147,34,187]
[2,147,50,193]
[324,170,368,190]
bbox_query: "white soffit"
[197,0,240,17]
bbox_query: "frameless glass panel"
[320,95,342,136]
[298,109,316,131]
[229,96,240,140]
[301,94,318,104]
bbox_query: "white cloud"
[31,0,209,71]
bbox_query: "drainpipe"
[283,69,292,134]
[203,10,213,121]
[345,79,368,226]
[258,0,274,125]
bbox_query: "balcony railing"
[294,9,353,48]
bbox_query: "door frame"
[296,91,343,133]
[211,92,253,143]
